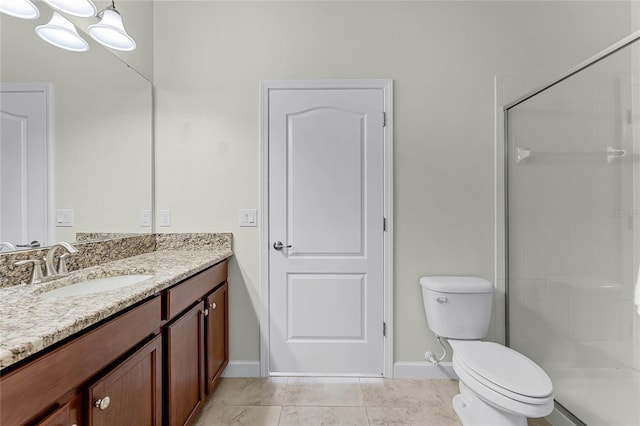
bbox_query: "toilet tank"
[420,276,494,339]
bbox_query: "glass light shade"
[36,12,89,52]
[41,0,96,17]
[0,0,40,19]
[88,9,135,51]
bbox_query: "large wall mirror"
[0,0,153,251]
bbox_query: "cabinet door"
[35,394,81,426]
[87,334,162,426]
[206,282,229,394]
[166,302,206,426]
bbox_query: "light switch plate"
[56,209,74,227]
[140,210,151,227]
[159,209,171,227]
[239,209,257,227]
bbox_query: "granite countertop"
[0,247,232,370]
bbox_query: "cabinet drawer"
[163,260,227,320]
[0,296,162,426]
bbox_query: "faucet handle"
[15,259,44,285]
[57,253,75,276]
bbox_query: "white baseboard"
[393,362,458,379]
[222,361,457,379]
[222,361,261,377]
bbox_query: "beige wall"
[153,1,634,365]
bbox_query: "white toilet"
[420,276,554,426]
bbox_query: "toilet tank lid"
[419,276,494,293]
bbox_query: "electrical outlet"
[160,209,171,227]
[140,210,151,227]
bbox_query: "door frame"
[0,82,55,247]
[259,79,394,377]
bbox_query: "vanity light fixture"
[88,1,136,51]
[35,11,89,52]
[41,0,96,18]
[0,0,40,19]
[4,0,136,52]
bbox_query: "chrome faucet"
[0,242,17,252]
[44,242,78,279]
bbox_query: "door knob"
[273,241,292,250]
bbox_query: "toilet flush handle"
[434,296,448,303]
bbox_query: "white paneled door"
[266,82,389,376]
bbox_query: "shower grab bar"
[515,146,626,164]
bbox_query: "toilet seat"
[453,341,553,402]
[453,353,554,419]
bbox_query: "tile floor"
[193,377,553,426]
[193,377,460,425]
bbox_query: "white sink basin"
[41,274,153,298]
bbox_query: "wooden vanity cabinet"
[0,259,229,426]
[164,260,228,426]
[0,296,162,426]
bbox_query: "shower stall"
[504,32,640,425]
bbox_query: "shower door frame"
[502,29,640,426]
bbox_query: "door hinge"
[382,111,387,127]
[383,217,387,232]
[383,322,387,337]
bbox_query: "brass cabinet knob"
[95,396,111,410]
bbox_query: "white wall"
[153,1,634,366]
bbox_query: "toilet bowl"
[450,340,553,425]
[420,276,554,426]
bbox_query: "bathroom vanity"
[0,237,231,426]
[165,260,229,425]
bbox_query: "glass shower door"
[505,37,639,425]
